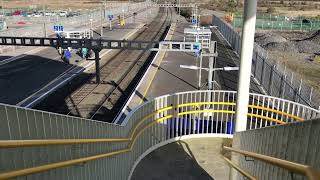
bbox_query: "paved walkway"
[131,138,231,180]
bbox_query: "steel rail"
[64,17,155,116]
[89,8,173,120]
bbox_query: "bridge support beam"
[235,0,258,132]
[95,50,101,84]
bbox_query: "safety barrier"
[0,91,319,179]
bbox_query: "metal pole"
[95,50,100,84]
[90,19,93,37]
[109,4,112,30]
[179,0,181,16]
[199,54,202,89]
[104,0,106,20]
[309,87,313,104]
[43,23,47,37]
[100,7,103,37]
[208,56,214,90]
[43,1,47,37]
[1,1,4,19]
[235,0,258,132]
[109,19,112,30]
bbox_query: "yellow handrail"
[223,146,320,180]
[0,138,130,148]
[222,156,256,180]
[0,102,301,148]
[0,109,292,179]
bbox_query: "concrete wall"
[232,118,320,180]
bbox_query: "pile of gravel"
[255,30,320,54]
[255,33,287,47]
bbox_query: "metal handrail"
[1,90,319,179]
[222,156,256,180]
[0,102,303,148]
[0,108,296,179]
[223,146,320,180]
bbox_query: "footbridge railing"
[0,91,319,179]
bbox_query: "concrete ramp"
[131,138,230,180]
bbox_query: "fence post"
[260,56,265,85]
[253,51,258,76]
[297,79,303,103]
[293,88,298,102]
[309,87,313,105]
[268,65,275,95]
[279,74,284,98]
[289,72,294,94]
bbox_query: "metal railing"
[212,15,320,109]
[0,91,319,179]
[223,146,320,180]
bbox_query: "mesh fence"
[233,14,320,31]
[213,15,320,110]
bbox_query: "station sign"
[53,25,64,32]
[108,14,114,21]
[191,18,197,25]
[107,11,114,21]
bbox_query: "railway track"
[36,8,172,122]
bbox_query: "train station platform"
[115,21,265,124]
[0,8,156,107]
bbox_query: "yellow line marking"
[138,23,177,105]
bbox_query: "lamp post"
[42,0,47,37]
[90,18,93,37]
[100,6,103,37]
[235,0,258,132]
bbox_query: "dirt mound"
[264,42,298,53]
[255,33,287,47]
[302,30,320,44]
[296,40,320,54]
[255,31,320,54]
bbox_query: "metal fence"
[213,15,320,109]
[233,14,320,31]
[0,90,319,179]
[0,2,149,37]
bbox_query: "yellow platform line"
[138,23,177,105]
